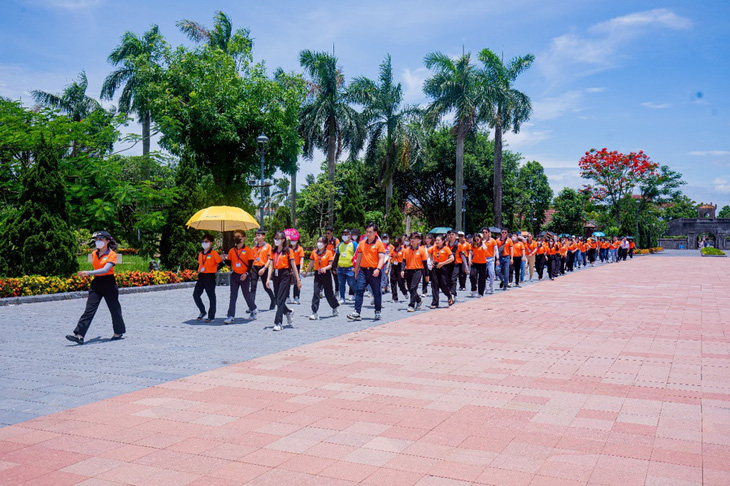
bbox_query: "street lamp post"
[256,133,269,229]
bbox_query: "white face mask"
[274,239,282,246]
[201,242,211,250]
[317,242,324,250]
[383,239,389,245]
[342,235,349,242]
[95,240,105,249]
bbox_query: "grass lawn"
[77,254,151,273]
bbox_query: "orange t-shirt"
[310,249,334,271]
[253,243,271,266]
[590,240,598,249]
[403,245,428,270]
[536,243,546,255]
[93,249,117,276]
[325,237,340,253]
[390,245,404,264]
[568,243,577,252]
[471,244,487,264]
[629,241,636,249]
[547,244,557,256]
[227,246,253,274]
[271,248,294,270]
[611,241,620,249]
[580,242,587,252]
[512,241,525,257]
[432,245,452,263]
[498,237,513,257]
[198,250,222,274]
[527,241,538,255]
[600,241,610,249]
[560,244,568,256]
[482,238,498,258]
[358,238,386,269]
[290,245,305,266]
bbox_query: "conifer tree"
[0,136,78,277]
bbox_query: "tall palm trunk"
[327,116,336,227]
[455,121,465,232]
[290,169,297,227]
[142,110,151,157]
[385,176,393,218]
[493,118,503,228]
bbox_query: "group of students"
[64,225,634,344]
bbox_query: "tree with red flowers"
[578,148,658,226]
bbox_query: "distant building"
[661,203,730,249]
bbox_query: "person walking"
[66,231,126,344]
[497,229,514,290]
[430,235,454,308]
[511,234,525,287]
[457,232,469,291]
[303,236,340,320]
[336,229,356,303]
[224,230,257,324]
[535,236,547,280]
[289,235,305,304]
[250,230,276,310]
[401,232,428,312]
[388,237,408,303]
[264,231,301,331]
[324,226,340,294]
[348,223,386,321]
[525,233,537,281]
[191,233,222,323]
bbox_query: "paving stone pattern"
[0,255,728,485]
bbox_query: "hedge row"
[0,270,198,298]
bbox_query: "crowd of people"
[65,225,636,343]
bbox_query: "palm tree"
[176,11,252,69]
[31,71,101,123]
[299,49,361,226]
[477,49,534,228]
[31,71,103,157]
[101,25,164,157]
[423,52,480,232]
[349,55,422,217]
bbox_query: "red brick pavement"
[1,256,729,485]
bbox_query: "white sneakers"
[224,316,234,325]
[332,307,339,317]
[309,313,319,320]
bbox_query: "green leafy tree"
[0,137,78,277]
[159,156,203,271]
[631,164,685,246]
[515,160,552,234]
[477,49,535,228]
[662,194,696,221]
[548,188,587,236]
[299,49,361,226]
[30,71,102,123]
[101,25,165,157]
[423,51,480,232]
[348,55,421,216]
[718,205,730,218]
[177,10,252,70]
[297,174,338,237]
[335,160,366,232]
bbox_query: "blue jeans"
[519,258,525,282]
[337,266,356,300]
[499,255,511,288]
[355,268,382,314]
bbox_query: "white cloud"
[538,8,691,83]
[502,123,550,150]
[400,67,430,104]
[688,151,730,157]
[640,102,672,109]
[714,178,730,194]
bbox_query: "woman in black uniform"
[66,231,125,344]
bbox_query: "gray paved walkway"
[0,259,624,427]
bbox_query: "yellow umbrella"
[185,206,260,232]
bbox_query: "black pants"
[227,272,256,317]
[355,268,382,314]
[288,265,302,300]
[329,267,339,293]
[429,267,439,299]
[422,268,430,294]
[511,256,522,284]
[587,248,596,264]
[458,264,468,289]
[548,255,559,279]
[390,263,407,301]
[449,263,459,296]
[536,254,546,280]
[272,270,291,326]
[312,273,339,314]
[193,273,217,319]
[470,262,487,295]
[431,265,453,307]
[405,269,424,308]
[560,256,566,274]
[629,248,634,259]
[567,252,575,272]
[74,275,125,337]
[250,265,275,307]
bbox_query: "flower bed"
[0,270,197,298]
[632,247,663,255]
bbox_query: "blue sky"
[2,0,729,209]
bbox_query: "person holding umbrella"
[66,231,125,344]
